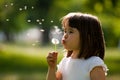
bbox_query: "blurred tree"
[13,0,55,45]
[84,0,120,47]
[50,0,120,47]
[0,0,17,42]
[0,0,120,47]
[0,0,30,42]
[0,0,54,44]
[34,0,55,45]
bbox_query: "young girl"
[46,12,108,80]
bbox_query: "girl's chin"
[63,46,71,51]
[63,46,67,49]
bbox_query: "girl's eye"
[69,31,73,33]
[64,30,67,33]
[64,30,73,34]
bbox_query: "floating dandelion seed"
[54,26,58,29]
[24,6,27,10]
[51,38,59,51]
[19,8,22,11]
[6,19,10,21]
[40,29,45,32]
[31,6,34,9]
[36,19,40,22]
[51,20,53,23]
[10,3,13,6]
[27,19,31,23]
[41,19,44,22]
[5,4,8,7]
[39,22,42,25]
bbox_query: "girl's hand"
[46,52,58,68]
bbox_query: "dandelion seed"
[31,6,34,9]
[27,19,31,23]
[6,19,10,21]
[19,8,22,11]
[5,4,8,7]
[41,19,44,22]
[39,22,42,25]
[40,29,45,32]
[51,20,53,23]
[24,6,27,10]
[54,26,58,28]
[10,3,14,6]
[36,19,40,22]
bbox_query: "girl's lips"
[62,39,66,44]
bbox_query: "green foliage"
[0,0,120,46]
[99,14,120,47]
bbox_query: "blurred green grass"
[0,44,62,73]
[105,48,120,75]
[0,43,120,80]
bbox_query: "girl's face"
[61,21,80,51]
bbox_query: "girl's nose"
[63,33,68,39]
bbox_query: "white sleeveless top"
[57,56,108,80]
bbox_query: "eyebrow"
[63,27,74,31]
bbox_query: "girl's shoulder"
[59,56,105,65]
[86,56,105,67]
[87,56,108,75]
[87,56,103,62]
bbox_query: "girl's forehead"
[62,20,70,28]
[62,24,71,29]
[62,19,76,30]
[62,25,75,31]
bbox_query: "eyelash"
[64,30,73,34]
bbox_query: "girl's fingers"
[46,52,58,67]
[48,52,58,58]
[47,52,58,64]
[53,52,58,57]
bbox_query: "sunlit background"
[0,0,120,80]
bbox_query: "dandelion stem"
[55,44,56,51]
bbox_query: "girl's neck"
[71,50,80,59]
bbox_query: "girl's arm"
[46,67,56,80]
[46,69,62,80]
[56,71,62,80]
[46,52,62,80]
[90,66,106,80]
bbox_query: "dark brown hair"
[61,12,105,60]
